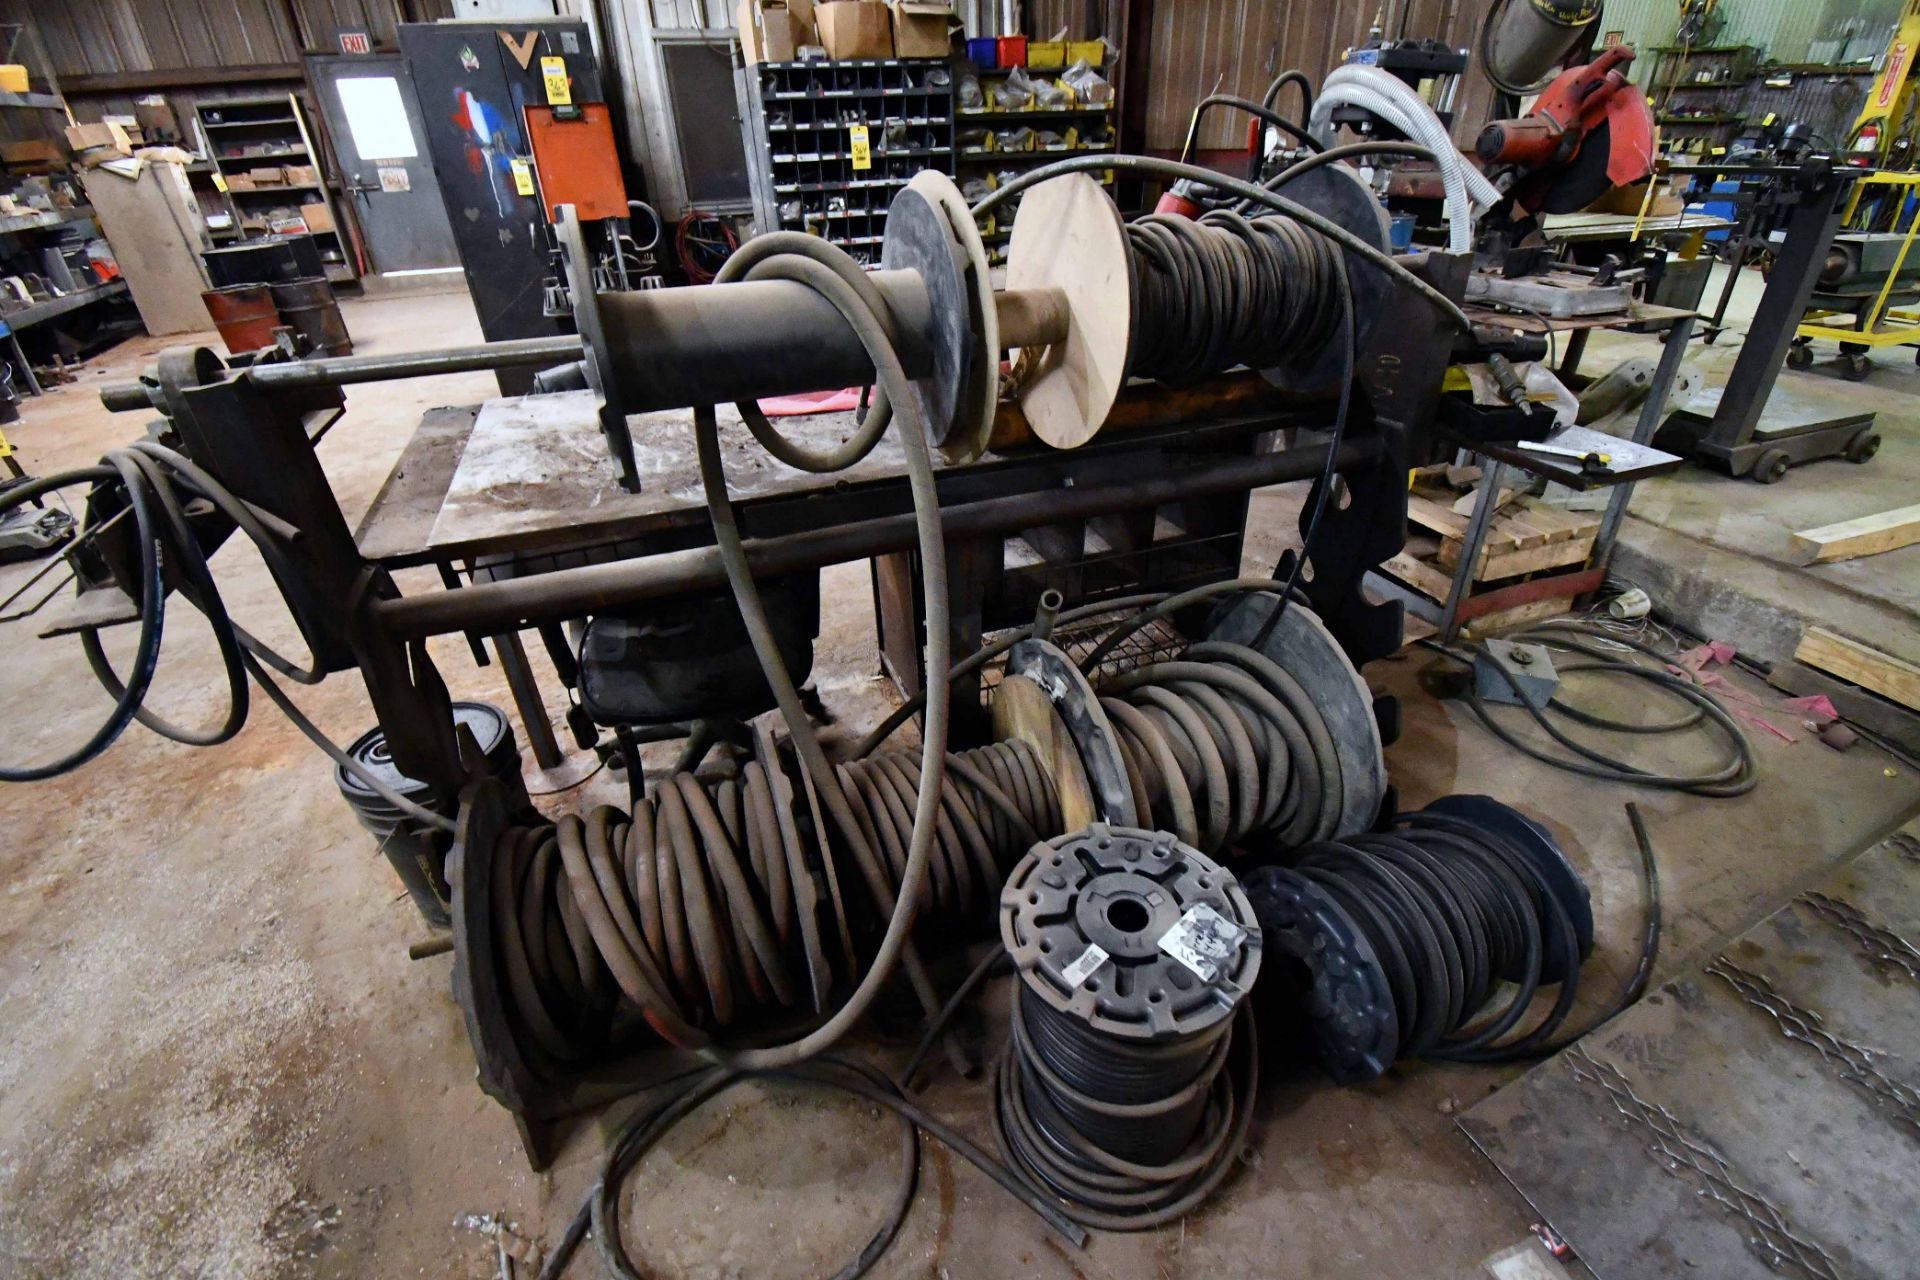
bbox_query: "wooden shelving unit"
[192,93,353,282]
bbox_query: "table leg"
[1592,314,1695,569]
[491,629,565,770]
[1439,458,1507,644]
[8,333,41,396]
[1556,327,1590,381]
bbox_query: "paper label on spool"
[1158,904,1245,982]
[1060,943,1109,989]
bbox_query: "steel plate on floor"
[1459,827,1920,1280]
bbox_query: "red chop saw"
[1474,45,1655,215]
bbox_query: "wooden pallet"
[1397,493,1600,590]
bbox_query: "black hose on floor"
[1444,621,1758,798]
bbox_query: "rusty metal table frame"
[354,403,1309,759]
[1424,304,1696,642]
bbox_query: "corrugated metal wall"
[1026,0,1498,151]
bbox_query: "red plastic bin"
[996,36,1027,68]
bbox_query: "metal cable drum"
[995,824,1261,1228]
[336,701,520,927]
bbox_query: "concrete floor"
[1585,262,1920,665]
[1,287,1917,1279]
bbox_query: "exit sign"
[339,29,372,54]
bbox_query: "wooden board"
[1794,627,1920,712]
[1382,550,1454,603]
[1789,503,1920,565]
[1439,533,1595,581]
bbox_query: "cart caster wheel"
[1785,343,1813,370]
[1912,345,1920,367]
[1753,448,1791,484]
[1840,352,1872,381]
[1845,429,1881,464]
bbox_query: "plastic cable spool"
[1241,863,1398,1083]
[336,702,520,927]
[1420,794,1593,983]
[1000,824,1261,1165]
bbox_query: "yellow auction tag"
[848,123,871,171]
[1763,111,1778,126]
[540,55,572,106]
[212,171,228,192]
[510,158,536,196]
[0,425,13,458]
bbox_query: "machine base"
[1658,383,1878,482]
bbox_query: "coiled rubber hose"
[1289,809,1583,1063]
[1098,641,1347,853]
[482,741,1059,1072]
[993,988,1256,1231]
[1125,211,1341,383]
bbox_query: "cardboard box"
[133,97,181,142]
[224,172,256,191]
[64,121,133,159]
[816,2,892,58]
[299,201,335,234]
[282,164,319,186]
[888,1,954,58]
[249,165,287,187]
[738,0,803,64]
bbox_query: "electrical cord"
[1444,621,1758,797]
[0,445,458,831]
[534,1053,1086,1280]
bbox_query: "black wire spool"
[1124,209,1343,385]
[452,735,1063,1090]
[994,824,1262,1229]
[1242,797,1593,1084]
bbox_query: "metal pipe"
[596,270,936,413]
[1031,588,1063,641]
[99,336,588,411]
[996,288,1071,348]
[377,438,1379,640]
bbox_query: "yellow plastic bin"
[1029,41,1067,68]
[1067,40,1104,66]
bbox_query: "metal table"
[356,390,1297,764]
[1408,303,1694,641]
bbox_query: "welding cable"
[1287,810,1584,1063]
[992,994,1257,1231]
[1176,93,1323,170]
[485,741,1060,1067]
[1457,621,1758,798]
[690,235,959,1071]
[1529,801,1662,1056]
[714,232,896,473]
[0,447,457,832]
[1124,209,1340,383]
[969,153,1473,334]
[1097,641,1343,853]
[1248,245,1355,651]
[535,1054,1085,1280]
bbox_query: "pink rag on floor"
[757,388,865,416]
[1676,640,1737,672]
[1781,694,1840,725]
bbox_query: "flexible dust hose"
[1308,65,1501,253]
[480,741,1059,1073]
[994,826,1262,1230]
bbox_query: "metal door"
[305,53,460,273]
